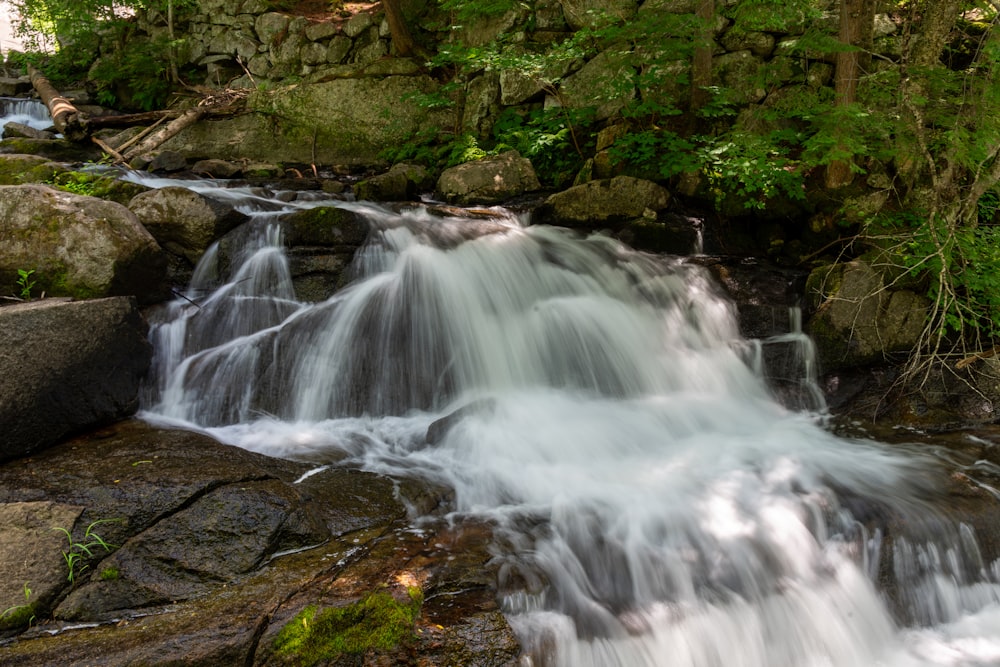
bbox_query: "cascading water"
[0,97,54,131]
[139,179,1000,666]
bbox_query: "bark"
[122,107,206,161]
[27,64,87,141]
[825,0,875,189]
[383,0,422,58]
[85,110,180,130]
[690,0,714,111]
[909,0,963,68]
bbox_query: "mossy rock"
[0,154,66,185]
[273,588,423,666]
[279,205,369,247]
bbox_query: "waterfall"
[0,97,53,131]
[140,187,1000,667]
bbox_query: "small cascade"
[0,96,53,131]
[137,183,1000,667]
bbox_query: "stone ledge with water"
[0,110,999,664]
[125,172,1000,666]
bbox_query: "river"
[118,173,1000,667]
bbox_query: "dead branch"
[122,107,206,162]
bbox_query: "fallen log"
[27,63,87,141]
[122,107,206,162]
[84,109,180,130]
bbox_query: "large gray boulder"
[128,186,249,265]
[805,260,928,372]
[533,175,671,229]
[0,297,152,463]
[162,76,455,168]
[0,184,168,304]
[435,150,541,205]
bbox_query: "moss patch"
[274,587,423,665]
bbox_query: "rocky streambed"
[0,419,520,665]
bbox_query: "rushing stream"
[118,174,1000,666]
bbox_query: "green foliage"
[869,211,1000,342]
[53,518,121,584]
[0,583,35,629]
[493,106,596,187]
[273,587,424,666]
[88,34,175,110]
[15,269,36,301]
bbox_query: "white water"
[0,97,53,131]
[138,180,1000,666]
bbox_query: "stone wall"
[119,0,902,168]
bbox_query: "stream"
[118,171,1000,667]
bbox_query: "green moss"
[47,171,147,205]
[0,603,36,630]
[274,587,423,665]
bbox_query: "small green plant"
[53,518,122,584]
[0,582,35,627]
[100,566,120,581]
[15,269,36,300]
[273,587,423,666]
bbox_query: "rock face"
[161,76,455,168]
[0,184,168,304]
[0,298,152,463]
[805,260,928,372]
[533,175,671,229]
[128,185,249,264]
[435,151,541,205]
[0,420,522,665]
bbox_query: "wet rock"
[191,158,243,178]
[805,260,928,372]
[279,205,369,247]
[128,185,249,265]
[533,175,670,231]
[354,162,434,202]
[0,184,168,303]
[0,153,63,185]
[0,137,102,162]
[146,150,188,172]
[0,501,83,630]
[435,151,541,205]
[1,121,55,140]
[0,420,520,664]
[0,298,151,463]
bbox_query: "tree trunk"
[383,0,421,58]
[825,0,874,189]
[27,63,87,141]
[690,0,714,111]
[909,0,962,68]
[122,107,206,161]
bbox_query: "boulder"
[0,185,168,303]
[2,121,56,140]
[0,297,152,463]
[533,175,671,229]
[128,186,249,265]
[162,76,455,168]
[0,153,64,185]
[354,162,434,201]
[435,150,541,205]
[805,260,928,372]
